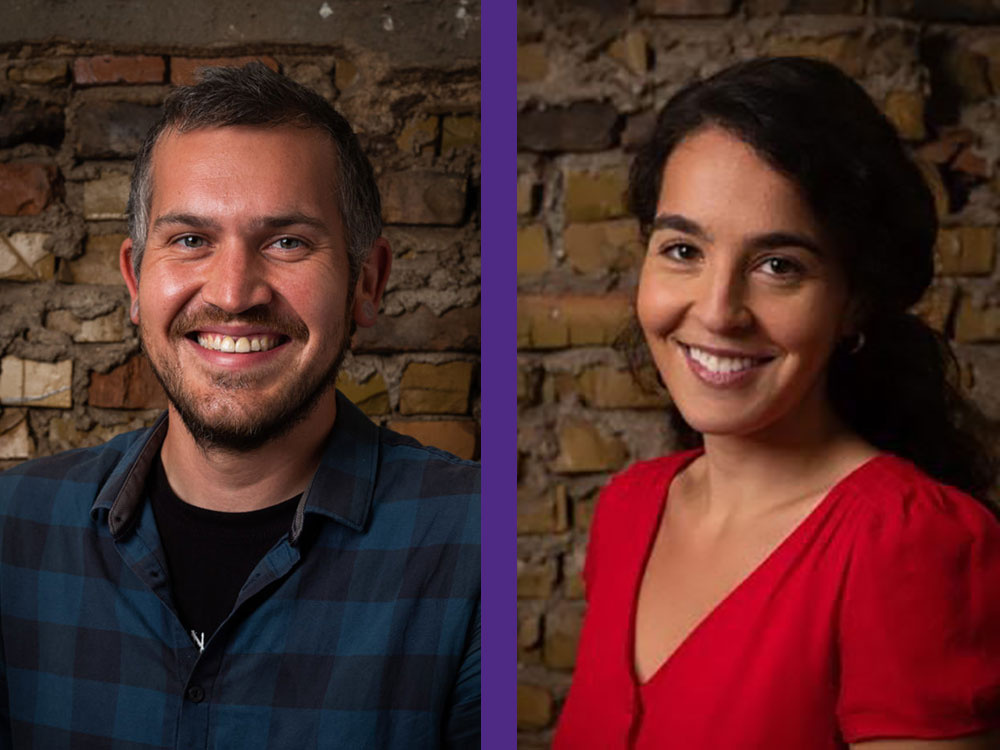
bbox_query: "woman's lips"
[678,341,775,387]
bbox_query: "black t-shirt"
[147,454,299,648]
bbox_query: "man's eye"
[178,235,204,249]
[273,238,304,251]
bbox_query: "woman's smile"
[637,127,852,439]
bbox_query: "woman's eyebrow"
[653,214,824,256]
[748,231,824,256]
[652,213,712,241]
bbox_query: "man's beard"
[142,305,349,453]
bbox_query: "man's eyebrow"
[152,213,222,232]
[150,212,330,233]
[249,213,330,232]
[651,213,824,255]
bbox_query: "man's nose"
[693,263,753,333]
[199,242,273,313]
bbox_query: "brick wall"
[0,23,481,467]
[517,0,1000,745]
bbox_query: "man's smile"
[194,332,285,353]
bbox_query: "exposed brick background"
[517,0,1000,744]
[0,3,481,467]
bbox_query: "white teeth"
[686,345,759,374]
[195,333,279,353]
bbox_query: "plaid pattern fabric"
[0,391,480,749]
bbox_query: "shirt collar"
[91,390,380,543]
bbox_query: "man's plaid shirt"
[0,391,480,749]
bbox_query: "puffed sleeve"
[836,482,1000,742]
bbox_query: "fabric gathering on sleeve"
[836,472,1000,742]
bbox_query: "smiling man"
[0,64,480,749]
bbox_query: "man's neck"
[159,389,337,512]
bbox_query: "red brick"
[0,163,56,216]
[74,55,166,85]
[170,56,279,86]
[89,355,168,410]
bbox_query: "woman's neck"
[689,403,878,522]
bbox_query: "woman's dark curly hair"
[625,56,997,499]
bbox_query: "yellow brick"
[517,684,553,730]
[0,232,53,282]
[577,365,667,409]
[883,90,925,141]
[608,30,649,75]
[83,172,129,220]
[334,58,357,90]
[399,361,474,414]
[564,168,629,222]
[936,227,996,276]
[955,296,1000,343]
[0,356,73,408]
[765,33,865,77]
[517,294,631,349]
[65,234,126,285]
[544,602,584,669]
[517,43,549,82]
[517,484,569,534]
[517,224,550,276]
[0,409,32,460]
[563,218,642,274]
[517,557,556,599]
[387,419,478,459]
[335,371,390,415]
[517,173,535,216]
[395,115,437,156]
[553,417,628,473]
[912,285,956,333]
[441,116,479,152]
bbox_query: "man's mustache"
[167,305,310,341]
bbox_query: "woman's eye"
[663,243,701,262]
[758,256,803,277]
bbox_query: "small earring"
[362,300,376,319]
[131,300,139,317]
[849,332,865,354]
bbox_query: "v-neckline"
[629,449,886,689]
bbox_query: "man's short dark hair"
[126,62,381,283]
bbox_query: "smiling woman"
[554,57,1000,749]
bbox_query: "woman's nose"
[693,264,753,333]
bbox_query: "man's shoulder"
[0,426,152,512]
[378,424,481,494]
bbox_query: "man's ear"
[352,238,392,328]
[120,238,140,325]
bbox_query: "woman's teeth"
[196,334,279,353]
[686,345,762,374]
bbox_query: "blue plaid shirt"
[0,391,480,749]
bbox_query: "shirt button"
[186,685,205,703]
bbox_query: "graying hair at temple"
[125,61,382,284]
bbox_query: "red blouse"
[554,451,1000,748]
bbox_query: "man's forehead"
[150,123,340,170]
